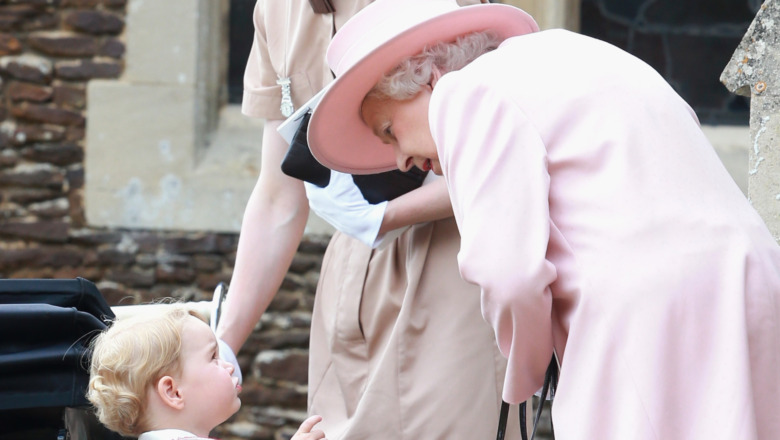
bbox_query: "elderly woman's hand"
[304,170,388,247]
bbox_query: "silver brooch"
[277,77,294,117]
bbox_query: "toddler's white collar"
[138,429,207,440]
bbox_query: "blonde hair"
[366,31,502,101]
[87,306,204,436]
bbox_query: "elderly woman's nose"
[395,151,412,172]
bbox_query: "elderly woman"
[306,0,780,438]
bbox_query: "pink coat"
[432,29,780,439]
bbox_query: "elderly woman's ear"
[430,65,443,88]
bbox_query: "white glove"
[218,338,243,384]
[209,283,242,384]
[305,170,404,248]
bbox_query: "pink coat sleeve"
[430,75,556,404]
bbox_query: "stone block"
[0,163,64,189]
[28,31,100,57]
[64,125,84,141]
[64,10,124,35]
[0,54,52,84]
[195,272,231,291]
[288,253,322,273]
[67,189,86,226]
[156,252,191,267]
[0,219,69,242]
[0,33,21,55]
[722,0,780,240]
[0,5,39,32]
[21,142,84,165]
[7,81,53,102]
[155,265,196,283]
[102,0,126,9]
[105,267,155,287]
[0,149,19,168]
[53,84,86,109]
[55,58,121,80]
[296,235,330,254]
[95,248,135,266]
[61,0,100,7]
[254,351,308,384]
[28,196,69,217]
[4,122,66,145]
[0,247,38,270]
[192,254,222,272]
[123,0,200,84]
[236,382,306,408]
[5,187,61,204]
[249,329,310,351]
[19,13,59,32]
[0,245,87,271]
[10,0,60,7]
[163,234,219,254]
[53,266,103,280]
[95,280,139,306]
[127,232,162,253]
[67,227,123,245]
[11,102,84,126]
[216,233,239,253]
[98,38,123,58]
[267,291,303,313]
[85,80,261,232]
[219,420,273,440]
[66,164,84,188]
[86,80,195,225]
[135,253,157,268]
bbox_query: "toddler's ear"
[156,376,184,410]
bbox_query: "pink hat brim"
[308,2,538,175]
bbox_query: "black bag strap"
[495,355,558,440]
[496,400,511,440]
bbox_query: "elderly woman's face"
[360,87,442,175]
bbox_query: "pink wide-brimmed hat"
[307,0,538,175]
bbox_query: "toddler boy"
[87,306,324,440]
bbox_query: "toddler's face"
[177,315,241,431]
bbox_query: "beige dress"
[243,1,514,438]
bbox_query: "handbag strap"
[495,355,558,440]
[496,400,510,440]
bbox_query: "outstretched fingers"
[293,415,326,440]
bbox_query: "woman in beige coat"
[216,1,516,438]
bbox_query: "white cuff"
[217,338,243,384]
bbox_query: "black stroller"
[0,278,125,440]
